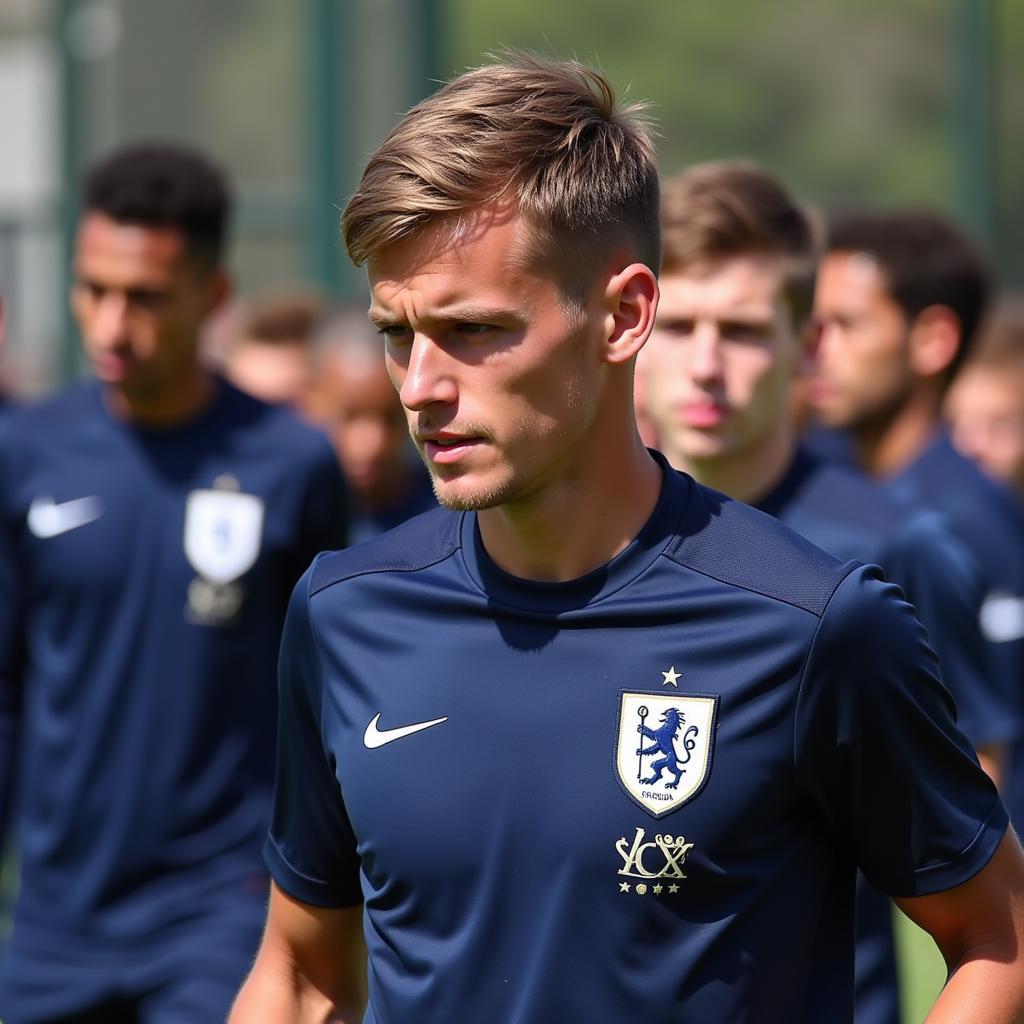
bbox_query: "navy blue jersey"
[349,462,436,546]
[268,456,1004,1023]
[759,446,1009,749]
[0,381,347,969]
[756,446,1010,1024]
[885,433,1024,823]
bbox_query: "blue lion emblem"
[636,706,699,790]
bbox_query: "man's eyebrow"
[367,309,396,329]
[367,305,520,328]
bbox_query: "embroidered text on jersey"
[363,712,449,749]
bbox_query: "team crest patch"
[183,485,264,586]
[615,690,718,818]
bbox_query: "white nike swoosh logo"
[27,496,103,539]
[363,712,448,749]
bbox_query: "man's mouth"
[421,435,485,464]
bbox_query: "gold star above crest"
[668,883,680,894]
[653,884,663,894]
[662,666,681,687]
[619,881,631,893]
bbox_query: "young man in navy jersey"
[232,56,1024,1022]
[812,213,1024,829]
[0,144,348,1023]
[639,161,1014,1024]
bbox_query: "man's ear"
[908,305,961,378]
[602,264,659,365]
[203,268,232,316]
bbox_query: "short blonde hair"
[342,53,660,299]
[660,161,819,325]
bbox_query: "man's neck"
[851,390,940,479]
[104,367,217,428]
[477,432,662,583]
[663,425,796,506]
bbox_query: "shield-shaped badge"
[615,690,718,818]
[183,488,265,586]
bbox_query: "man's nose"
[397,334,458,412]
[90,293,131,347]
[688,323,724,383]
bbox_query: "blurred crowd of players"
[0,121,1021,1022]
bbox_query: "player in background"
[306,305,435,544]
[0,143,348,1024]
[946,296,1024,505]
[639,160,1016,1024]
[232,55,1024,1023]
[223,289,326,410]
[812,211,1024,827]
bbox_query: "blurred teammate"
[0,143,348,1023]
[232,56,1024,1023]
[640,160,1012,1024]
[224,289,325,409]
[308,306,435,543]
[946,296,1024,503]
[812,211,1024,823]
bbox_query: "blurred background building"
[0,0,1020,393]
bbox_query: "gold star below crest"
[662,666,681,687]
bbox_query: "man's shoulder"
[309,506,461,596]
[900,436,1024,545]
[763,448,900,541]
[216,382,333,461]
[1,383,97,437]
[669,475,857,619]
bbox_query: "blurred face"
[947,365,1024,493]
[368,209,605,511]
[314,352,410,503]
[811,251,912,431]
[72,211,223,400]
[227,341,312,407]
[641,256,800,465]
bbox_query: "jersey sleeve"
[264,560,363,907]
[794,564,1008,898]
[881,510,1018,749]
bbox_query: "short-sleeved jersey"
[0,380,347,956]
[884,433,1024,823]
[758,446,1010,748]
[268,456,1005,1023]
[756,446,1009,1024]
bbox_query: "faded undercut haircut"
[341,52,661,303]
[660,161,819,327]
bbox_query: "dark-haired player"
[0,143,347,1023]
[232,57,1024,1023]
[812,212,1024,827]
[640,161,1014,1024]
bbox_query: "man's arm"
[896,829,1024,1022]
[230,883,367,1023]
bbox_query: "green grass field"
[896,907,947,1022]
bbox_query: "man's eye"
[454,323,494,336]
[127,290,166,310]
[376,325,412,341]
[656,319,696,338]
[720,321,773,344]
